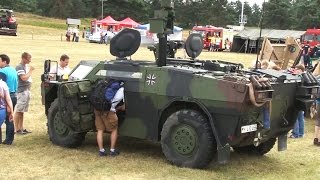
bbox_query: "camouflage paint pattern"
[42,59,317,149]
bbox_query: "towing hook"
[282,114,289,126]
[253,132,262,147]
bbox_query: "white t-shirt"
[0,80,9,109]
[26,65,32,83]
[50,65,71,76]
[110,87,124,112]
[74,29,79,37]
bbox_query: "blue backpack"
[90,79,123,111]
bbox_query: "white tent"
[136,24,183,44]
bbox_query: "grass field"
[0,21,320,180]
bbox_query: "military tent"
[231,28,305,53]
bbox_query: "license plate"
[241,124,257,134]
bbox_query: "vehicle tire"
[233,137,277,155]
[48,99,86,148]
[161,109,216,169]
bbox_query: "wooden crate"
[259,37,302,69]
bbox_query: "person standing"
[303,44,311,68]
[82,27,86,39]
[0,75,14,143]
[49,54,71,80]
[66,29,71,42]
[290,64,305,138]
[74,26,80,42]
[0,54,18,144]
[93,80,124,156]
[312,65,320,146]
[14,52,34,135]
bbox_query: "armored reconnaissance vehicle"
[41,1,319,169]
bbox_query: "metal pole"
[255,0,266,69]
[102,0,103,19]
[100,0,107,19]
[240,1,244,26]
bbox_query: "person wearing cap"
[0,54,18,144]
[0,72,14,144]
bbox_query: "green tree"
[263,0,293,29]
[68,0,86,18]
[291,0,320,30]
[248,3,261,27]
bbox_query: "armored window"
[95,70,142,79]
[69,65,93,80]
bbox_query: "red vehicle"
[301,29,320,48]
[192,25,224,50]
[0,9,17,36]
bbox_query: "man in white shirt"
[50,54,71,80]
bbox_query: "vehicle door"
[103,63,159,140]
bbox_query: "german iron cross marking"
[146,74,156,86]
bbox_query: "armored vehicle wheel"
[48,99,86,148]
[161,109,216,169]
[233,137,277,155]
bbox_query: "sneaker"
[109,149,120,157]
[289,134,298,138]
[15,130,26,135]
[99,151,106,156]
[314,138,320,146]
[22,129,32,134]
[2,140,12,145]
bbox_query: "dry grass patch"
[0,27,319,179]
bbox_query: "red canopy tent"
[98,16,119,25]
[119,17,140,28]
[91,16,120,32]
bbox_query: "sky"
[229,0,265,7]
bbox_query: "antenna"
[239,1,247,28]
[255,0,266,70]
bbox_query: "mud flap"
[277,134,287,151]
[217,144,230,164]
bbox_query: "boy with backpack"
[90,79,124,156]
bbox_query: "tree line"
[0,0,318,30]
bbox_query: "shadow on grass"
[81,133,287,173]
[20,131,287,175]
[82,132,163,157]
